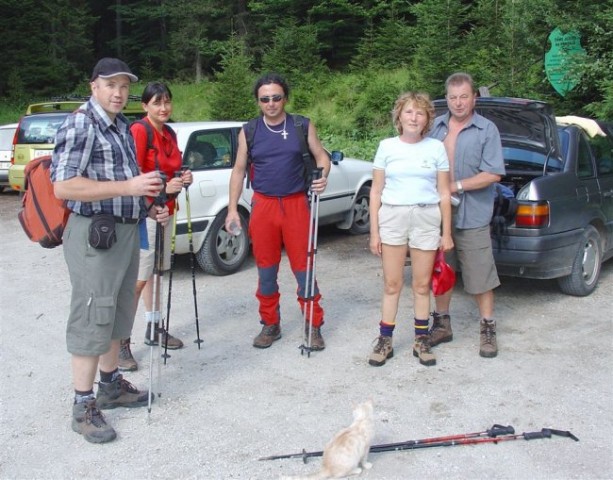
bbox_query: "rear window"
[503,146,563,172]
[0,127,16,150]
[17,114,69,145]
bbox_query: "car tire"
[557,225,602,296]
[196,209,249,276]
[348,185,370,235]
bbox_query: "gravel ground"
[1,190,612,480]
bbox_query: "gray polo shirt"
[430,112,506,229]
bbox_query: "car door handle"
[603,191,613,198]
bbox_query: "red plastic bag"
[431,249,456,296]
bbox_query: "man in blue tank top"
[226,73,330,350]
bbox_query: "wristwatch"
[456,180,464,194]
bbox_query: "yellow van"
[8,96,144,192]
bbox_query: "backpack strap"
[243,118,259,189]
[291,114,317,190]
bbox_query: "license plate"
[0,161,9,169]
[34,150,50,158]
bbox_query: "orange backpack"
[18,154,70,248]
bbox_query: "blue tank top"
[250,115,310,196]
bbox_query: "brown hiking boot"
[118,338,138,372]
[430,312,453,346]
[72,399,117,444]
[253,324,281,348]
[144,323,184,350]
[413,335,436,366]
[479,319,498,358]
[96,375,152,410]
[369,335,394,367]
[305,325,326,351]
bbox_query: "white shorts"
[138,215,173,281]
[378,203,441,250]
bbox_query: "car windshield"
[17,114,68,144]
[0,127,16,149]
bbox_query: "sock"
[74,389,95,404]
[145,311,156,323]
[414,318,430,337]
[99,368,120,384]
[482,318,496,325]
[379,321,395,337]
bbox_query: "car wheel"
[348,185,370,235]
[196,210,249,276]
[557,225,602,296]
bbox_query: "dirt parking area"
[0,190,611,480]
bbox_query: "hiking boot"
[479,319,498,358]
[413,335,436,366]
[369,335,394,367]
[253,324,281,348]
[430,312,453,346]
[305,325,326,351]
[96,374,152,410]
[144,323,184,350]
[72,399,117,444]
[118,338,138,372]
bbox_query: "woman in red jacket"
[120,82,192,371]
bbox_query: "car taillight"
[515,202,549,228]
[10,123,19,165]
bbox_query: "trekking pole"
[183,168,203,348]
[299,167,323,358]
[148,201,166,414]
[258,425,578,462]
[162,171,182,364]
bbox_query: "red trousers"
[249,191,324,327]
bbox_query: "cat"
[280,399,375,480]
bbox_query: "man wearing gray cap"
[52,57,169,443]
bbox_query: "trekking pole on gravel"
[299,167,323,358]
[162,171,182,364]
[148,175,168,414]
[258,425,579,462]
[183,168,203,349]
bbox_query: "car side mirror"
[330,150,344,164]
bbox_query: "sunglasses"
[259,94,285,103]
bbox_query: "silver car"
[167,121,373,275]
[0,123,18,192]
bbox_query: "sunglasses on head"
[259,94,285,103]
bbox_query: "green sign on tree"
[545,28,587,97]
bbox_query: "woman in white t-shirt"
[368,92,454,368]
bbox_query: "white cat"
[280,399,375,480]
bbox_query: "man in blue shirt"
[429,72,506,358]
[52,58,168,443]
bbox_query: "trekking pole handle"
[488,424,515,437]
[522,429,552,440]
[154,172,168,206]
[180,165,190,188]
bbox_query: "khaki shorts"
[446,225,500,295]
[378,203,441,250]
[138,216,173,281]
[63,213,139,356]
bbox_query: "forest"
[1,0,611,156]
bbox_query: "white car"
[0,123,18,192]
[168,121,373,275]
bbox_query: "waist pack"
[18,154,70,248]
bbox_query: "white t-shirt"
[373,136,449,205]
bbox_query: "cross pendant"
[282,130,288,140]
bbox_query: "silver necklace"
[263,116,288,140]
